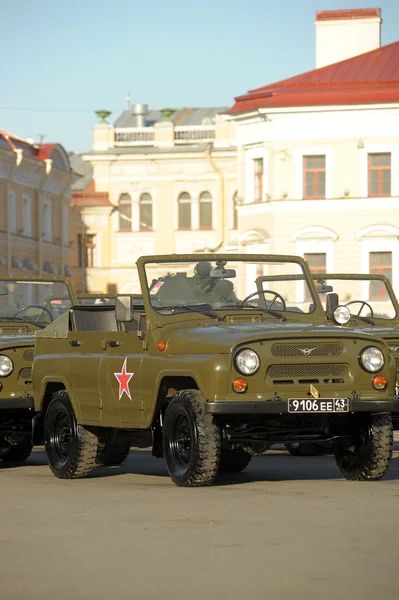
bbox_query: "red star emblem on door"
[114,357,134,401]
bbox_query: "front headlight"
[0,355,13,377]
[333,305,351,325]
[359,346,384,373]
[235,348,260,375]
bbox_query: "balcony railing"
[114,128,155,145]
[174,126,215,143]
[113,125,216,146]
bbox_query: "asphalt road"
[1,446,399,600]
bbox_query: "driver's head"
[194,262,212,279]
[214,280,234,301]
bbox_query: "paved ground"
[1,446,399,600]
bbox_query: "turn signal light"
[233,378,248,393]
[0,382,2,391]
[372,375,387,390]
[157,341,166,351]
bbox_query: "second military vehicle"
[32,255,399,486]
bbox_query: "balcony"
[114,128,155,146]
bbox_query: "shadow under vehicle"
[0,277,76,463]
[32,255,399,486]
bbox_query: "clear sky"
[2,0,398,153]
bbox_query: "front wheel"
[44,390,99,479]
[335,413,393,481]
[163,390,221,487]
[0,435,33,463]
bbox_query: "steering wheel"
[15,305,52,324]
[240,289,287,311]
[345,300,374,318]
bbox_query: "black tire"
[285,442,322,456]
[96,430,133,466]
[44,390,98,479]
[219,448,252,473]
[0,436,33,463]
[163,389,221,487]
[335,413,393,481]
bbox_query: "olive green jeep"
[32,255,399,486]
[0,276,76,463]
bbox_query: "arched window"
[199,191,212,230]
[139,193,153,231]
[232,191,238,230]
[118,194,132,231]
[178,192,191,230]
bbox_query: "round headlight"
[0,355,13,377]
[360,346,384,373]
[333,305,351,325]
[235,349,260,375]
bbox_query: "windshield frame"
[137,254,327,327]
[312,273,399,325]
[0,276,77,327]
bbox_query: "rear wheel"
[163,389,221,487]
[44,390,98,479]
[219,448,252,473]
[335,413,393,481]
[0,435,32,463]
[96,430,133,466]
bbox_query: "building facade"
[0,131,75,279]
[227,9,399,297]
[78,107,237,293]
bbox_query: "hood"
[351,325,399,339]
[0,329,35,350]
[164,321,387,355]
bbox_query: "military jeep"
[0,276,76,463]
[32,255,399,486]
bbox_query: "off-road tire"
[163,389,221,487]
[219,447,252,473]
[44,390,99,479]
[96,430,133,466]
[335,412,393,481]
[0,436,33,463]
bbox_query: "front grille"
[23,350,34,362]
[271,343,343,357]
[267,363,348,385]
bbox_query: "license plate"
[288,398,349,413]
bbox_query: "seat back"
[69,306,118,332]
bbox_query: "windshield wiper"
[165,305,222,321]
[349,314,375,326]
[224,304,287,322]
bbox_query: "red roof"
[36,143,57,161]
[316,8,381,21]
[227,41,399,115]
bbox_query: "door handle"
[69,340,82,347]
[107,340,120,347]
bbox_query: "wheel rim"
[50,409,73,463]
[169,412,192,468]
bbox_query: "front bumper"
[205,398,399,415]
[0,395,34,410]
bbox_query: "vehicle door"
[100,311,146,427]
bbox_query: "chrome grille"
[271,343,343,357]
[267,363,348,385]
[23,350,34,362]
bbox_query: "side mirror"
[115,295,133,322]
[325,293,339,320]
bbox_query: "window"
[178,192,191,230]
[139,193,153,231]
[304,253,326,301]
[254,158,263,202]
[303,155,326,199]
[22,196,32,237]
[369,251,392,299]
[232,192,238,229]
[8,189,16,234]
[77,233,97,268]
[199,191,212,229]
[118,194,132,231]
[368,153,391,197]
[42,198,52,242]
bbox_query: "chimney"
[132,103,148,128]
[315,8,381,69]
